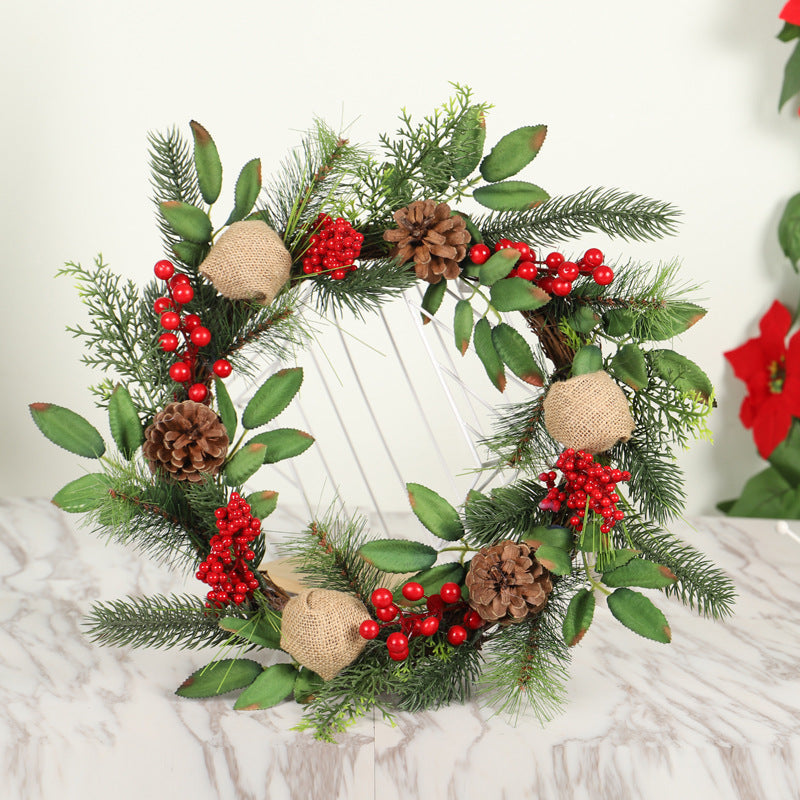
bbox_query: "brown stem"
[225,307,295,356]
[521,309,575,376]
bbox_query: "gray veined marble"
[1,498,799,800]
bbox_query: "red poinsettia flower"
[725,301,800,458]
[781,0,800,25]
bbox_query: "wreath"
[30,86,735,741]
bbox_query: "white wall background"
[2,0,797,520]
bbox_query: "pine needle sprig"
[473,188,681,247]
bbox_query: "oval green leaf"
[172,240,208,268]
[176,658,263,698]
[489,277,550,312]
[596,548,639,572]
[214,378,237,441]
[473,318,506,392]
[407,482,464,541]
[108,384,143,459]
[52,473,111,513]
[570,345,603,376]
[233,663,297,710]
[224,443,267,486]
[402,562,466,606]
[603,308,637,337]
[534,544,573,576]
[160,201,213,244]
[246,490,279,519]
[632,301,706,341]
[480,125,547,182]
[358,539,438,573]
[220,613,281,650]
[242,367,303,430]
[562,587,595,647]
[190,120,223,205]
[567,306,600,335]
[780,40,800,110]
[225,158,262,226]
[421,279,447,325]
[454,299,474,356]
[479,248,518,286]
[30,403,105,458]
[449,106,487,180]
[779,192,800,271]
[473,180,550,211]
[525,525,572,550]
[610,343,648,391]
[294,668,324,704]
[648,349,713,403]
[248,428,315,464]
[602,558,677,589]
[607,588,672,643]
[491,322,544,386]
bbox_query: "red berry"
[160,311,180,330]
[558,262,579,281]
[545,252,564,270]
[331,269,347,280]
[154,260,175,280]
[183,314,202,331]
[401,582,425,602]
[359,620,380,640]
[169,274,190,289]
[213,359,232,378]
[190,326,212,347]
[447,625,467,645]
[419,617,440,636]
[172,284,194,305]
[538,277,555,294]
[440,583,461,604]
[584,248,604,268]
[494,238,513,251]
[386,632,409,653]
[188,383,208,402]
[371,588,393,609]
[510,241,531,260]
[426,594,444,614]
[517,261,538,281]
[388,648,408,662]
[376,604,399,622]
[552,278,572,297]
[593,265,614,286]
[169,362,191,382]
[159,333,178,352]
[464,610,483,630]
[469,243,491,265]
[154,297,173,314]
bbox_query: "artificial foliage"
[32,86,735,741]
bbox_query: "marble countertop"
[1,498,799,800]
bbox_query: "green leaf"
[454,299,474,355]
[171,240,207,268]
[234,663,297,710]
[294,668,325,704]
[780,39,800,109]
[562,588,595,646]
[716,499,736,514]
[768,420,800,486]
[421,279,447,325]
[473,180,550,211]
[160,201,213,244]
[407,482,464,541]
[449,106,487,180]
[610,343,648,391]
[51,473,111,513]
[219,613,281,650]
[190,120,223,205]
[225,158,262,225]
[632,301,706,341]
[249,428,315,464]
[108,384,143,459]
[473,317,506,392]
[478,248,518,286]
[403,562,466,605]
[778,192,800,272]
[480,125,547,182]
[596,548,639,572]
[575,518,609,552]
[648,349,713,403]
[570,345,603,376]
[491,322,544,386]
[242,367,303,429]
[603,308,637,337]
[176,658,263,698]
[246,490,279,519]
[567,306,600,334]
[224,443,267,486]
[525,526,572,550]
[455,211,482,244]
[29,403,105,458]
[726,465,800,518]
[602,558,677,589]
[607,588,671,643]
[534,544,572,575]
[489,277,550,312]
[358,539,438,572]
[214,378,237,441]
[778,22,800,43]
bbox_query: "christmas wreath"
[31,86,735,741]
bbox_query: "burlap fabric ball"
[199,220,291,305]
[543,370,635,454]
[279,589,370,681]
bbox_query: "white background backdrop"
[1,0,797,520]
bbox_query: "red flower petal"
[751,394,793,459]
[780,0,800,25]
[724,338,770,383]
[758,301,791,358]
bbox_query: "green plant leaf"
[190,120,223,205]
[534,544,572,575]
[247,428,315,464]
[171,240,208,268]
[224,443,267,486]
[778,192,800,272]
[603,308,637,337]
[648,349,713,403]
[726,465,800,518]
[567,306,600,334]
[242,367,303,429]
[570,345,603,376]
[219,613,281,650]
[480,125,547,182]
[246,490,279,519]
[596,548,639,572]
[491,322,544,386]
[108,384,143,459]
[176,658,263,698]
[454,299,474,355]
[160,201,213,243]
[51,473,111,513]
[234,663,297,710]
[473,180,550,211]
[29,403,105,458]
[525,525,572,550]
[421,279,447,325]
[225,158,262,225]
[214,378,237,441]
[478,248,518,286]
[294,668,325,704]
[562,588,595,646]
[602,558,677,589]
[449,106,487,180]
[402,562,466,605]
[473,317,506,391]
[768,420,800,486]
[632,301,706,341]
[780,39,800,109]
[489,277,550,312]
[610,343,648,391]
[607,588,671,643]
[358,539,438,572]
[407,482,464,541]
[778,22,800,42]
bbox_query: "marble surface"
[2,498,799,800]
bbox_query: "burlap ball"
[543,370,635,454]
[279,589,370,682]
[199,220,291,305]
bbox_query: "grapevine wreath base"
[31,88,735,741]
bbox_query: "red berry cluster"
[538,449,631,534]
[196,492,261,607]
[358,581,482,661]
[153,259,232,402]
[301,214,364,280]
[468,241,614,297]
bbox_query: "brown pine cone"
[382,199,470,284]
[143,401,229,483]
[465,540,552,623]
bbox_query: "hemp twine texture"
[280,589,370,681]
[199,220,291,305]
[543,370,635,454]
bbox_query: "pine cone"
[465,540,552,623]
[382,200,470,283]
[143,401,229,483]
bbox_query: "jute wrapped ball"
[279,589,370,681]
[199,220,291,305]
[543,371,635,454]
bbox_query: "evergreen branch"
[473,187,680,247]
